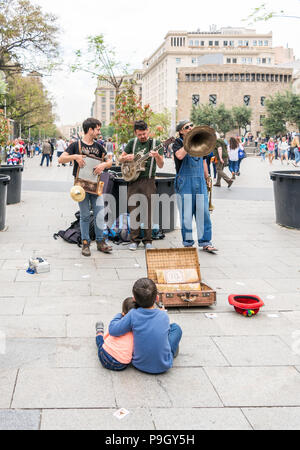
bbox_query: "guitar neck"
[138,143,164,163]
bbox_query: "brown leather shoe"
[228,180,234,188]
[82,240,91,257]
[97,240,113,254]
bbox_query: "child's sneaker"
[95,321,104,335]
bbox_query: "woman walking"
[267,137,275,164]
[279,137,290,165]
[228,137,239,179]
[292,135,300,167]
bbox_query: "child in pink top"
[95,298,135,371]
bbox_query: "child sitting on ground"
[108,278,183,375]
[95,297,136,371]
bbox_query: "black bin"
[270,170,300,229]
[0,165,24,205]
[0,174,10,231]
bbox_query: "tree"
[232,106,252,136]
[72,35,130,99]
[3,72,57,138]
[214,104,234,136]
[110,81,153,144]
[0,109,9,145]
[191,104,235,136]
[0,0,60,74]
[263,91,300,135]
[245,2,300,23]
[149,109,171,140]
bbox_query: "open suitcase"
[146,248,217,308]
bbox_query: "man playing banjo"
[119,121,164,251]
[59,118,113,257]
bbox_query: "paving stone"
[0,270,17,282]
[55,338,99,369]
[242,407,300,430]
[0,370,17,408]
[0,410,41,430]
[63,268,118,281]
[0,316,66,338]
[116,268,147,280]
[16,269,63,282]
[264,278,300,293]
[213,336,300,366]
[39,281,91,297]
[205,367,300,407]
[0,298,26,316]
[12,368,116,409]
[173,337,228,368]
[111,368,172,408]
[91,280,134,297]
[167,313,223,337]
[151,408,252,430]
[94,258,139,269]
[0,282,40,298]
[41,408,155,430]
[67,314,116,338]
[0,338,57,370]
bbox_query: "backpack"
[104,214,131,244]
[53,211,95,246]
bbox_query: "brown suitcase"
[146,248,217,308]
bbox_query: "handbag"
[238,148,246,160]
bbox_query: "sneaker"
[227,180,234,189]
[129,243,138,251]
[95,321,104,335]
[145,243,154,250]
[97,240,112,254]
[82,240,91,257]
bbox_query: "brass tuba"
[183,126,217,158]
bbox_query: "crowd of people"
[257,132,300,167]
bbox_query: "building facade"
[92,70,143,126]
[59,123,83,140]
[142,27,295,130]
[177,65,293,137]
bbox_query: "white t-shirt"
[228,145,239,162]
[57,139,66,153]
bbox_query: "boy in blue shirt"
[109,278,183,375]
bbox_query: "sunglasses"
[183,124,193,130]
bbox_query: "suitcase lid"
[146,248,202,284]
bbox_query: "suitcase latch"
[177,292,198,303]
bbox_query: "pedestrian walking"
[267,138,275,164]
[228,137,239,179]
[56,137,67,167]
[260,141,267,162]
[213,137,233,188]
[292,135,300,167]
[279,137,290,165]
[40,140,52,167]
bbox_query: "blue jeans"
[169,323,183,357]
[229,160,239,173]
[96,335,128,371]
[79,193,104,243]
[40,154,50,166]
[295,148,300,164]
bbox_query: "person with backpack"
[213,137,233,188]
[58,118,113,257]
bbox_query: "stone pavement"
[0,154,300,430]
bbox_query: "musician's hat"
[176,120,190,133]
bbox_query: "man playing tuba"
[173,120,218,254]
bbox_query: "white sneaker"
[145,243,154,250]
[129,243,138,251]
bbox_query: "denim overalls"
[175,147,212,248]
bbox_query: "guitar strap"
[149,138,156,179]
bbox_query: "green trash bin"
[0,174,10,231]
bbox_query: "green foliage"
[214,104,235,136]
[263,91,300,135]
[110,82,153,144]
[149,109,171,140]
[101,125,115,139]
[245,3,299,24]
[4,72,57,139]
[232,106,252,135]
[72,34,130,95]
[0,0,60,74]
[0,110,9,146]
[191,104,235,136]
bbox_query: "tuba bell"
[183,126,217,158]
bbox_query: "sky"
[32,0,300,126]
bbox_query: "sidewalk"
[0,155,300,430]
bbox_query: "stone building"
[142,27,294,129]
[177,65,293,137]
[92,70,143,126]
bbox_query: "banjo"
[122,137,175,183]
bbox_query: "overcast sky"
[33,0,300,126]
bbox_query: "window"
[209,95,217,106]
[240,73,245,82]
[185,74,190,82]
[229,41,235,47]
[195,40,199,46]
[201,41,205,46]
[280,75,283,82]
[259,40,263,46]
[233,58,237,64]
[262,58,266,64]
[238,40,243,46]
[224,40,228,46]
[244,41,249,47]
[215,41,219,46]
[189,40,193,46]
[209,41,213,46]
[256,74,261,81]
[218,74,223,82]
[235,74,239,81]
[246,73,250,82]
[266,74,270,82]
[224,74,228,81]
[192,58,197,64]
[191,74,195,82]
[227,58,231,63]
[213,73,217,81]
[176,58,181,64]
[257,58,261,64]
[268,58,271,64]
[202,74,207,82]
[253,40,257,46]
[207,74,212,81]
[275,75,279,82]
[264,41,269,46]
[244,95,251,106]
[192,95,200,106]
[271,74,274,82]
[242,57,247,63]
[251,73,255,82]
[229,73,234,81]
[261,97,265,106]
[261,74,265,81]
